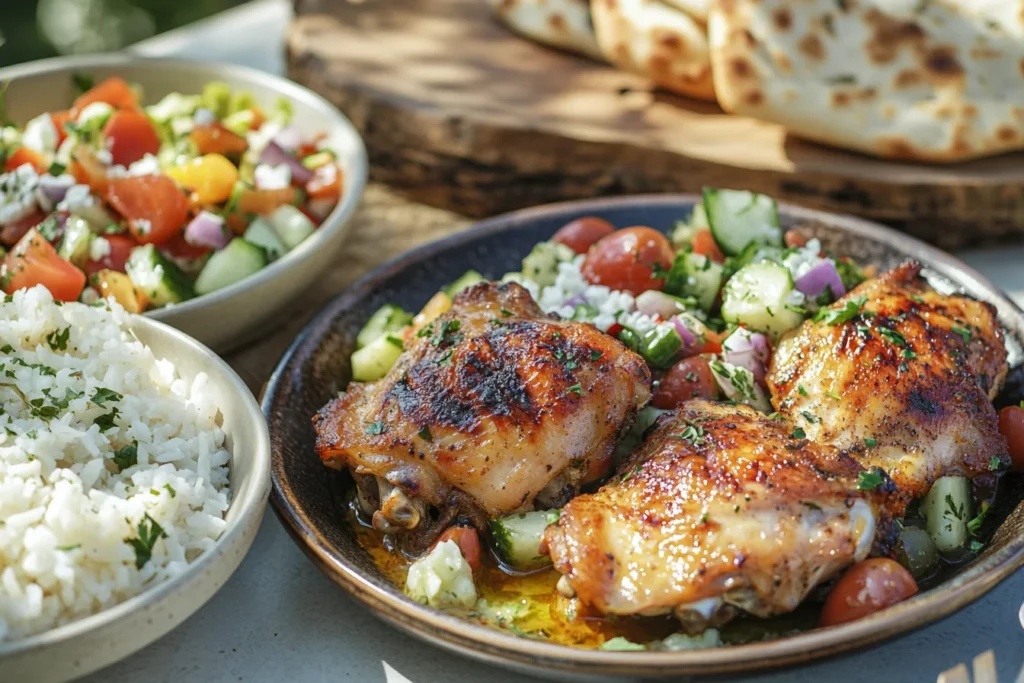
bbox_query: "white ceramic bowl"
[0,54,368,352]
[0,314,271,683]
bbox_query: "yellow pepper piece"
[93,269,149,314]
[410,291,452,335]
[166,153,239,205]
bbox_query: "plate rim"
[264,193,1024,677]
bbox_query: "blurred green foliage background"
[0,0,247,66]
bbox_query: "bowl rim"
[0,53,369,324]
[0,312,271,658]
[265,193,1024,677]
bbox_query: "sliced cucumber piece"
[243,218,287,261]
[640,324,683,369]
[703,188,782,257]
[57,216,94,267]
[522,241,574,287]
[126,244,195,306]
[268,204,316,250]
[489,509,561,571]
[664,251,724,312]
[356,304,414,349]
[721,262,805,340]
[193,238,267,296]
[351,332,404,382]
[444,270,486,297]
[921,476,971,554]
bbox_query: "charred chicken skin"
[768,261,1009,515]
[314,282,651,551]
[543,401,887,631]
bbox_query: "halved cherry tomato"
[306,163,342,200]
[697,328,724,355]
[224,213,252,235]
[51,110,73,146]
[105,175,189,245]
[784,230,809,249]
[581,226,674,296]
[190,123,248,156]
[2,229,86,302]
[72,76,138,116]
[998,405,1024,472]
[691,229,726,264]
[70,146,110,194]
[83,234,137,277]
[103,110,160,167]
[819,558,918,627]
[1,211,47,247]
[4,147,48,174]
[161,232,211,262]
[236,187,296,215]
[552,217,616,255]
[652,356,719,409]
[432,525,482,573]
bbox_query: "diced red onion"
[712,360,772,412]
[259,141,313,185]
[35,174,75,211]
[795,260,846,300]
[564,294,586,307]
[273,126,301,152]
[193,108,216,126]
[670,315,698,350]
[637,290,687,319]
[722,328,770,384]
[184,211,231,250]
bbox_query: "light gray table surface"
[77,2,1024,681]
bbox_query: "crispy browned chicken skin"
[768,262,1009,516]
[314,282,651,548]
[543,401,886,630]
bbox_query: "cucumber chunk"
[703,188,782,257]
[444,270,486,297]
[357,304,414,349]
[721,262,805,340]
[193,238,267,296]
[640,324,683,369]
[489,509,561,571]
[243,218,287,261]
[126,244,195,306]
[351,333,404,382]
[664,251,724,312]
[522,241,574,287]
[268,204,316,250]
[921,476,971,554]
[57,215,94,267]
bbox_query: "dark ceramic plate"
[264,195,1024,680]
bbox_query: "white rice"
[0,286,231,642]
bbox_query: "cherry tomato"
[652,356,719,409]
[236,187,296,215]
[83,234,136,277]
[160,233,211,262]
[50,110,73,146]
[581,227,674,296]
[432,525,481,573]
[105,175,190,245]
[189,123,248,156]
[72,76,138,116]
[306,163,342,199]
[784,230,809,249]
[998,406,1024,472]
[552,217,616,255]
[1,211,46,247]
[698,328,724,355]
[4,147,48,174]
[102,110,160,167]
[2,229,86,302]
[691,229,726,264]
[820,558,918,627]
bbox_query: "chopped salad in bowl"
[0,73,345,312]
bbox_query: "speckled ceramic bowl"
[0,54,368,353]
[0,315,271,683]
[265,195,1024,680]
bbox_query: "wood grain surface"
[286,0,1024,248]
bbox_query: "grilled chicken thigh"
[543,401,886,630]
[768,262,1009,515]
[314,282,651,551]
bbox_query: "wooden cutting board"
[287,0,1024,248]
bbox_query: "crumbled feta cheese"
[94,148,114,165]
[404,540,477,609]
[254,163,292,190]
[107,154,162,179]
[22,113,59,154]
[57,184,96,213]
[170,116,194,138]
[79,287,100,305]
[193,108,216,126]
[89,237,111,262]
[782,238,826,281]
[0,164,40,226]
[34,173,75,213]
[75,102,114,127]
[246,121,282,156]
[134,219,152,237]
[145,93,199,123]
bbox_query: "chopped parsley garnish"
[56,544,80,551]
[802,501,822,511]
[951,326,972,343]
[878,327,907,347]
[827,389,842,401]
[93,407,120,432]
[800,411,819,424]
[435,350,453,366]
[767,412,787,420]
[902,348,916,359]
[791,427,806,440]
[28,398,59,420]
[567,382,583,396]
[798,384,808,397]
[163,483,176,498]
[0,344,13,354]
[967,501,989,536]
[910,294,925,304]
[969,539,985,554]
[124,513,167,570]
[590,349,603,361]
[813,296,867,325]
[90,387,123,405]
[365,420,386,435]
[500,308,514,317]
[417,426,433,442]
[45,327,70,352]
[989,456,1002,471]
[864,437,877,448]
[857,467,885,490]
[675,422,705,447]
[432,320,463,347]
[112,441,138,471]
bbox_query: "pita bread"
[487,0,603,60]
[590,0,716,101]
[660,0,710,24]
[708,0,1024,162]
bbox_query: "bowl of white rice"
[0,286,270,683]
